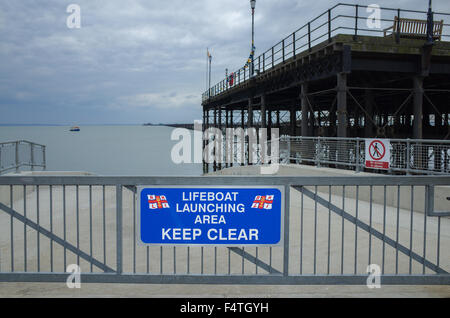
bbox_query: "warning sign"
[365,139,390,169]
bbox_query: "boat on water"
[70,126,80,132]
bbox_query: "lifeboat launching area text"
[138,187,283,245]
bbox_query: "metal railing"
[0,175,449,285]
[276,136,450,175]
[202,3,450,101]
[0,141,46,175]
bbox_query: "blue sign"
[139,187,283,245]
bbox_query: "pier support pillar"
[267,108,272,143]
[301,83,309,137]
[241,105,245,166]
[337,73,348,165]
[261,94,266,129]
[248,97,253,128]
[248,97,253,165]
[413,76,424,169]
[276,110,280,130]
[337,73,348,138]
[202,109,207,174]
[260,95,267,165]
[413,76,424,140]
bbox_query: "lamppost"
[250,0,256,77]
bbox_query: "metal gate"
[0,175,449,285]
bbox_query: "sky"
[0,0,448,125]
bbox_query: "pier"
[201,4,450,173]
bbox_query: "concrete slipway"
[0,166,449,298]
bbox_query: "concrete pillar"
[260,95,267,165]
[248,97,253,128]
[241,105,245,130]
[276,110,280,129]
[308,99,315,136]
[202,109,207,174]
[247,98,253,165]
[413,76,424,140]
[413,76,424,170]
[261,95,266,129]
[337,73,348,138]
[301,83,309,137]
[336,73,348,166]
[230,109,233,129]
[241,105,245,166]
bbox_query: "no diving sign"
[365,139,390,169]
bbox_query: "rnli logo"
[148,195,170,210]
[251,195,274,210]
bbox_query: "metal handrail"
[273,136,450,175]
[0,140,46,174]
[202,3,450,101]
[0,175,449,285]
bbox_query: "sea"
[0,125,202,176]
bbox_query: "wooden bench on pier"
[384,16,444,41]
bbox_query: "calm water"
[0,125,202,176]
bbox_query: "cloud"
[113,92,199,110]
[0,0,448,125]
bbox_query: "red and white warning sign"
[365,139,390,169]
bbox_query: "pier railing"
[0,140,46,175]
[274,136,450,175]
[202,3,450,101]
[0,175,449,285]
[208,136,450,175]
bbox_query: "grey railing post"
[287,136,291,164]
[317,137,322,168]
[283,184,290,277]
[355,137,360,173]
[396,9,401,44]
[263,52,265,72]
[42,146,46,171]
[353,4,359,41]
[271,47,274,68]
[116,184,123,274]
[292,32,296,57]
[30,143,34,171]
[15,141,19,173]
[328,9,332,43]
[406,139,411,175]
[308,22,311,52]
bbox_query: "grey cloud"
[0,0,448,125]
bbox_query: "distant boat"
[70,126,80,132]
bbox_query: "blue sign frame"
[138,186,284,246]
